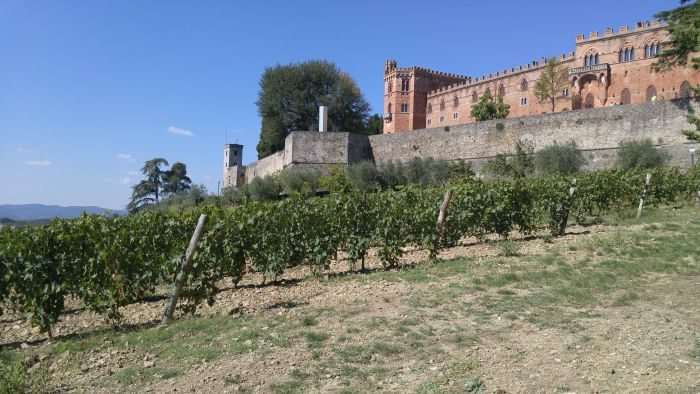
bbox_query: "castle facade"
[383,20,700,133]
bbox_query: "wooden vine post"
[162,214,207,324]
[636,173,652,219]
[434,190,454,256]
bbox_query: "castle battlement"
[426,52,577,97]
[383,19,696,135]
[575,20,664,43]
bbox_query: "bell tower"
[223,143,244,188]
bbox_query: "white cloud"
[24,160,52,167]
[167,126,194,137]
[16,146,35,153]
[116,153,133,161]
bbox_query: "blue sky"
[0,0,678,209]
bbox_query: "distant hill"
[0,204,126,221]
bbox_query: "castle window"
[646,85,657,102]
[401,103,409,113]
[453,112,459,120]
[427,103,432,114]
[680,81,692,98]
[520,78,528,91]
[387,103,392,113]
[620,47,635,62]
[453,96,459,108]
[647,42,661,57]
[472,91,478,103]
[620,88,631,105]
[440,99,445,111]
[401,79,410,91]
[498,84,506,98]
[427,119,432,126]
[520,97,528,106]
[562,88,569,97]
[584,53,599,67]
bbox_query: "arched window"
[584,93,595,109]
[427,103,432,114]
[594,53,599,65]
[472,91,478,103]
[646,85,657,102]
[680,81,692,98]
[387,102,392,113]
[498,84,506,98]
[621,89,631,105]
[520,78,528,91]
[453,96,459,108]
[619,50,624,63]
[439,99,445,111]
[585,55,589,67]
[629,48,635,61]
[401,79,410,91]
[645,45,650,58]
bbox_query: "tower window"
[401,103,409,113]
[562,88,569,97]
[453,112,459,119]
[585,53,599,66]
[387,103,392,113]
[520,97,528,106]
[401,79,410,91]
[620,47,635,62]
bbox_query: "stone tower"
[223,143,244,189]
[383,59,469,133]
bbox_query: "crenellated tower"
[383,59,469,133]
[223,143,244,189]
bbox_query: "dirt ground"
[2,209,700,393]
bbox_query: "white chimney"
[319,106,328,132]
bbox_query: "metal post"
[319,106,328,132]
[690,148,696,167]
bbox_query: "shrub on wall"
[246,175,283,201]
[535,141,587,176]
[346,161,382,192]
[279,167,321,196]
[483,140,534,179]
[617,139,670,170]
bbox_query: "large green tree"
[534,58,569,113]
[654,0,700,71]
[470,90,510,121]
[163,162,192,194]
[128,159,192,212]
[256,60,371,159]
[655,1,700,141]
[364,113,384,135]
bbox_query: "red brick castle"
[383,20,700,134]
